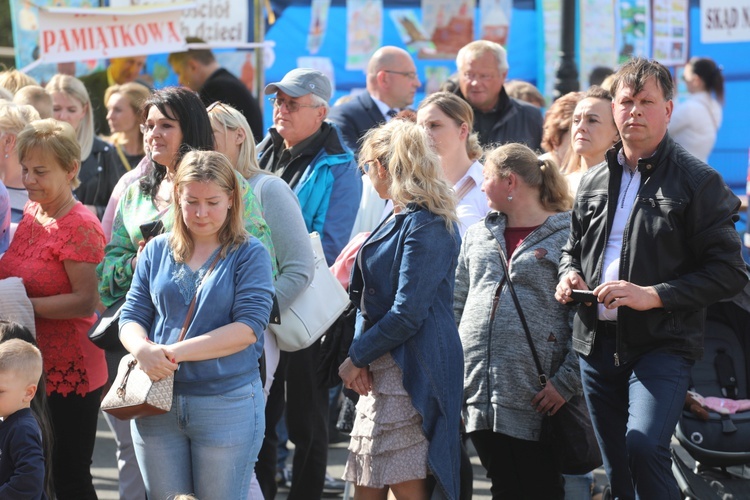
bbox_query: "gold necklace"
[29,198,76,244]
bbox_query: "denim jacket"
[349,204,463,500]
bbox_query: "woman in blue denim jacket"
[338,119,464,499]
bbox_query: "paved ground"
[92,413,611,499]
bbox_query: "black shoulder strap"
[496,243,548,389]
[714,348,739,399]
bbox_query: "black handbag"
[496,244,602,475]
[87,297,126,350]
[317,302,357,388]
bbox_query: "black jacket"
[75,137,124,220]
[326,92,385,156]
[200,68,264,143]
[453,86,543,150]
[559,135,747,363]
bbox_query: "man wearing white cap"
[255,68,361,500]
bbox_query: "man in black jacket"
[169,38,264,142]
[454,40,542,150]
[556,58,747,500]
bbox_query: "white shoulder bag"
[253,175,351,352]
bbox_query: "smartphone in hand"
[569,290,597,303]
[139,220,164,241]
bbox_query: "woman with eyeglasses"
[338,119,464,499]
[669,57,724,162]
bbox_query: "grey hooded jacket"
[454,211,581,441]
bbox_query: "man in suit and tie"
[328,46,421,156]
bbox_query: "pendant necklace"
[29,198,75,244]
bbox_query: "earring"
[3,154,7,159]
[507,196,513,201]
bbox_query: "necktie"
[386,109,398,118]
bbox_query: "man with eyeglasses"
[454,40,543,150]
[328,46,421,156]
[168,37,264,142]
[255,68,361,500]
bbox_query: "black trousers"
[256,339,330,499]
[48,387,103,500]
[469,429,564,500]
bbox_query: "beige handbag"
[101,249,222,420]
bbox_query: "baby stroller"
[671,292,750,499]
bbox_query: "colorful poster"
[38,6,186,64]
[388,9,436,58]
[537,0,562,103]
[615,0,651,64]
[346,0,383,71]
[480,0,512,47]
[10,0,102,83]
[307,0,331,55]
[579,0,617,88]
[652,0,689,65]
[425,65,451,94]
[421,0,475,59]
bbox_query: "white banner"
[701,0,750,43]
[111,0,249,44]
[38,5,188,63]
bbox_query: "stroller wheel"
[601,485,612,500]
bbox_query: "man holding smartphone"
[555,57,747,499]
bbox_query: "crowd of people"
[0,36,746,500]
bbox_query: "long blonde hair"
[45,74,94,160]
[485,143,571,213]
[170,150,246,263]
[206,102,261,179]
[360,119,458,231]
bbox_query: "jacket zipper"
[486,280,503,420]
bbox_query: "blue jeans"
[563,472,593,499]
[131,377,265,500]
[580,332,692,500]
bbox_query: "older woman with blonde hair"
[338,119,463,499]
[0,119,107,499]
[208,101,313,388]
[416,91,487,235]
[119,150,274,500]
[0,101,39,240]
[454,143,579,499]
[46,74,122,219]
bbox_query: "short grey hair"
[309,93,330,118]
[456,40,509,75]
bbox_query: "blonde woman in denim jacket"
[339,119,463,499]
[454,143,581,499]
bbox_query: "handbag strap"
[496,244,548,388]
[177,248,223,342]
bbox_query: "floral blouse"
[0,202,107,396]
[97,171,276,307]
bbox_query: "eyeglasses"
[139,124,150,135]
[207,101,230,113]
[461,71,499,82]
[383,70,418,81]
[269,97,321,113]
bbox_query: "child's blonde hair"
[0,338,42,386]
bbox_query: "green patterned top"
[97,171,276,307]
